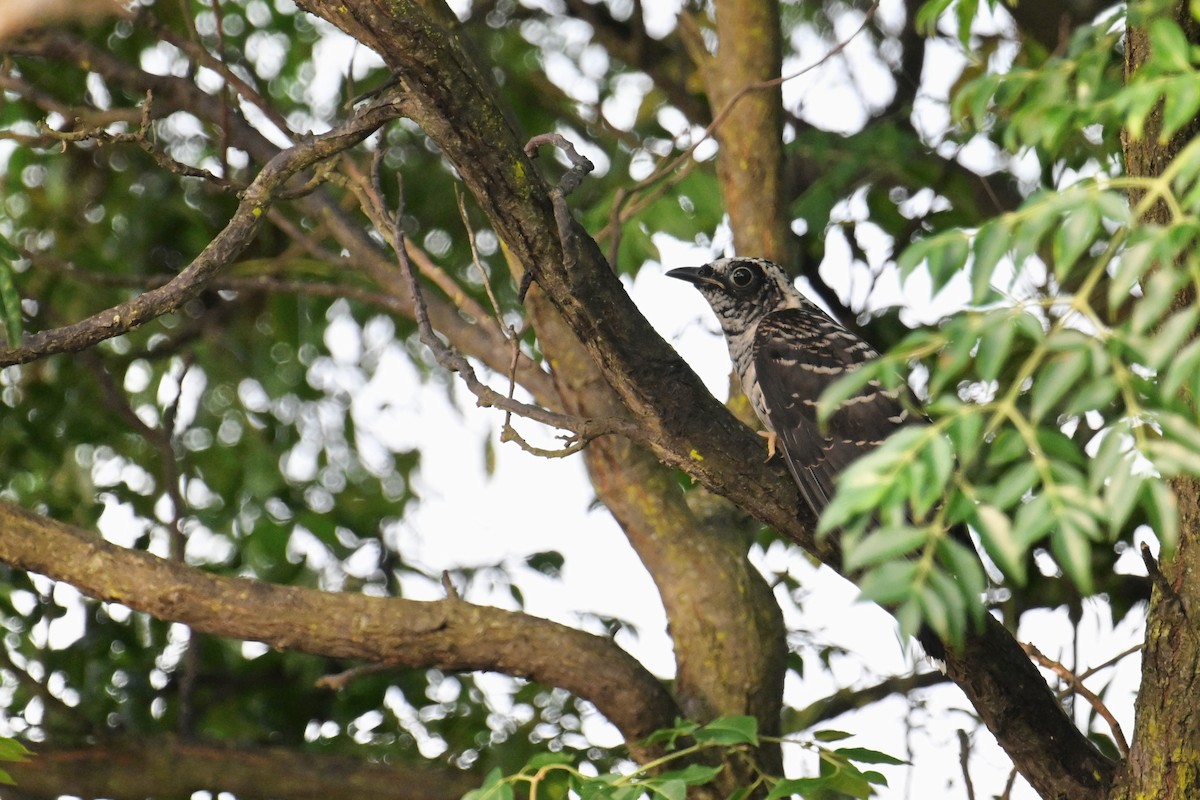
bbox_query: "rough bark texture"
[1113,4,1200,797]
[703,0,789,264]
[0,502,680,743]
[4,739,477,800]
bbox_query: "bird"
[667,257,913,519]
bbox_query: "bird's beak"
[666,266,722,289]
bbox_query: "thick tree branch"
[4,738,477,800]
[285,3,1116,797]
[0,502,681,743]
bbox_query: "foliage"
[819,1,1199,647]
[467,716,901,800]
[0,736,32,784]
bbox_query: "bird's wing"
[752,308,912,516]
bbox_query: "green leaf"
[988,461,1041,509]
[927,231,972,293]
[1137,306,1200,370]
[948,408,984,463]
[976,313,1016,382]
[1030,348,1089,420]
[1149,18,1193,72]
[973,503,1027,584]
[1090,427,1131,494]
[1131,267,1187,333]
[913,0,956,36]
[765,777,825,800]
[1108,234,1158,313]
[1144,481,1179,556]
[0,233,19,261]
[1103,459,1145,536]
[819,429,930,534]
[817,362,886,426]
[1013,492,1056,548]
[465,768,513,800]
[812,729,853,742]
[0,256,22,346]
[987,428,1030,466]
[1157,410,1200,452]
[913,435,955,516]
[1145,439,1200,476]
[693,715,758,746]
[1162,74,1200,139]
[844,525,929,572]
[1162,337,1200,397]
[1051,520,1094,594]
[1051,203,1099,279]
[937,536,987,627]
[857,560,920,606]
[834,746,908,766]
[657,778,687,800]
[931,331,977,396]
[658,765,723,786]
[526,752,575,769]
[0,738,31,763]
[971,221,1010,302]
[1063,375,1119,416]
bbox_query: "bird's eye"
[729,265,757,289]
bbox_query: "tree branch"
[0,97,401,365]
[4,738,477,800]
[0,502,680,743]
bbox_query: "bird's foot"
[759,430,777,461]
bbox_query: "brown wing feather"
[752,308,912,517]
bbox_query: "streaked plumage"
[667,257,911,518]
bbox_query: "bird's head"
[667,257,803,332]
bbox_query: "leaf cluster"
[467,716,902,800]
[814,9,1200,647]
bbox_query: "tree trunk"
[1114,3,1200,797]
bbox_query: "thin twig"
[1141,543,1187,617]
[520,132,598,301]
[1021,642,1130,756]
[1076,642,1143,683]
[375,152,636,457]
[454,188,532,443]
[999,767,1019,800]
[315,663,395,691]
[440,570,461,601]
[957,730,976,800]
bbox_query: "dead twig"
[372,146,636,457]
[957,730,976,800]
[1021,642,1130,756]
[1141,543,1187,618]
[519,132,597,302]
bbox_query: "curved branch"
[5,738,477,800]
[0,502,680,742]
[0,98,401,366]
